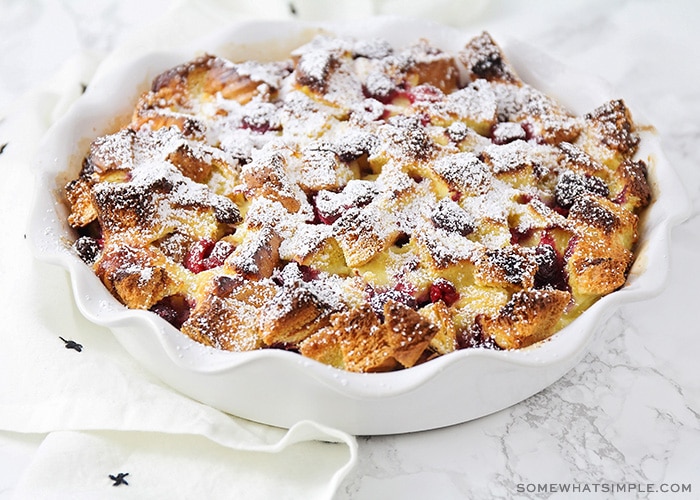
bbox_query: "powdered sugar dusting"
[432,152,491,194]
[65,32,650,368]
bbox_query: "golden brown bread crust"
[566,195,638,296]
[419,301,458,355]
[95,245,181,310]
[66,178,97,228]
[299,300,437,371]
[459,32,521,84]
[478,289,572,349]
[65,32,651,372]
[260,281,330,344]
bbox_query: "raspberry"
[206,240,235,268]
[150,295,192,328]
[309,194,340,225]
[457,321,500,350]
[533,234,569,291]
[185,239,234,273]
[429,279,460,306]
[74,236,102,264]
[313,205,340,225]
[298,265,320,282]
[410,85,443,103]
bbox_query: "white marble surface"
[2,0,699,498]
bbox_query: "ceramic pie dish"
[30,18,688,435]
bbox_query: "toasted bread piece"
[481,139,562,189]
[329,305,400,372]
[420,80,498,135]
[183,274,278,350]
[558,141,607,177]
[95,244,181,309]
[474,246,539,291]
[334,206,400,267]
[459,31,521,84]
[226,226,282,280]
[610,159,652,211]
[479,289,571,349]
[146,54,287,110]
[298,326,346,368]
[429,151,492,196]
[419,301,458,355]
[577,99,639,169]
[566,195,638,296]
[260,280,330,345]
[241,151,304,213]
[66,177,98,228]
[301,300,437,372]
[382,300,438,368]
[297,145,354,192]
[166,143,213,184]
[181,293,264,351]
[402,40,460,93]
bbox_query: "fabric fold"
[11,428,355,499]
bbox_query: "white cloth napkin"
[0,2,359,498]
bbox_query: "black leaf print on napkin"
[59,336,83,352]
